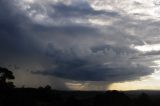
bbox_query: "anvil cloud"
[0,0,160,90]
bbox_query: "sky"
[1,0,160,90]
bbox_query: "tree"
[0,67,15,88]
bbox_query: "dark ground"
[1,87,160,106]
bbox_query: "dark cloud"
[143,51,160,56]
[0,0,44,60]
[91,44,137,54]
[33,65,152,82]
[50,3,119,17]
[0,0,156,89]
[32,44,153,82]
[31,24,98,37]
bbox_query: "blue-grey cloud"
[0,0,157,89]
[50,3,119,17]
[32,43,153,82]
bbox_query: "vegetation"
[0,66,160,106]
[0,67,15,89]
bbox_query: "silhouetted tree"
[0,67,15,88]
[44,85,52,90]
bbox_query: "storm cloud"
[0,0,159,90]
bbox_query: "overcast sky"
[1,0,160,90]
